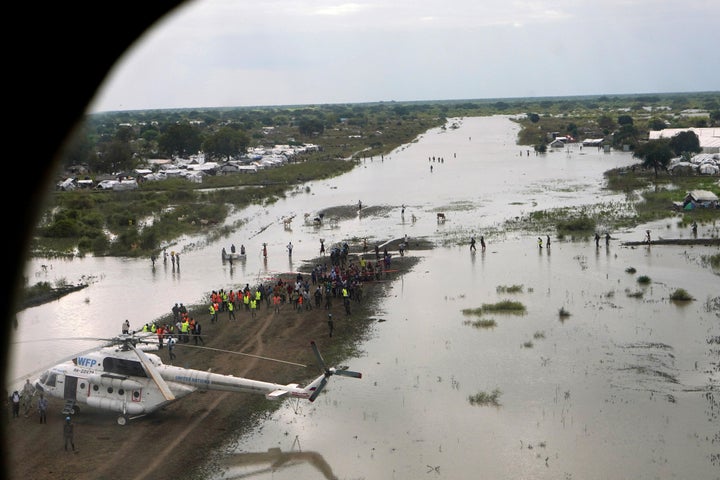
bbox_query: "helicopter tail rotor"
[308,341,362,402]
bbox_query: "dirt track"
[4,253,419,480]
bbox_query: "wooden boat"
[221,249,246,261]
[621,238,719,246]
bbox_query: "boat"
[621,238,720,246]
[221,248,246,262]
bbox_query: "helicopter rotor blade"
[310,341,327,372]
[130,344,175,401]
[308,377,328,402]
[332,367,362,379]
[306,342,362,402]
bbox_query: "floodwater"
[10,116,720,480]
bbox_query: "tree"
[710,110,720,126]
[597,115,616,134]
[98,139,134,174]
[633,139,673,178]
[648,118,667,131]
[617,115,634,126]
[612,124,639,150]
[668,130,701,157]
[158,123,202,158]
[527,113,540,123]
[202,127,250,161]
[298,117,325,136]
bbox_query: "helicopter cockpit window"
[40,372,57,387]
[103,356,147,377]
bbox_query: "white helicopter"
[28,333,361,425]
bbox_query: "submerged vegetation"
[469,389,502,407]
[463,300,527,316]
[496,284,524,293]
[463,318,498,329]
[669,288,694,301]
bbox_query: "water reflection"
[217,439,337,480]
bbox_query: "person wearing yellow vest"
[227,301,235,320]
[250,298,257,318]
[209,303,217,323]
[181,318,190,343]
[244,291,251,310]
[342,286,351,316]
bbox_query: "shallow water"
[10,116,719,479]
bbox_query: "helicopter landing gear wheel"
[117,415,128,426]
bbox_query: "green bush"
[669,288,693,301]
[45,218,81,238]
[637,275,651,285]
[557,216,595,233]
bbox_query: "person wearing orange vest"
[273,294,281,314]
[157,325,164,349]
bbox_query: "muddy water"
[11,116,719,479]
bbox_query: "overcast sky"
[89,0,719,113]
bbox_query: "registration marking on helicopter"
[174,375,211,385]
[72,367,96,375]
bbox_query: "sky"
[89,0,719,113]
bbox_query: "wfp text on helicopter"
[30,332,361,425]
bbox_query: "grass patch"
[480,300,527,314]
[702,253,720,270]
[669,288,694,301]
[625,266,637,274]
[637,275,651,285]
[556,216,596,235]
[496,284,524,293]
[558,307,571,319]
[533,331,546,339]
[626,289,644,298]
[463,318,497,329]
[523,341,534,348]
[469,389,502,407]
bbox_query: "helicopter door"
[64,375,79,401]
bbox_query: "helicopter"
[28,332,361,425]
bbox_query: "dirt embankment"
[4,249,422,480]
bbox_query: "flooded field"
[11,116,719,479]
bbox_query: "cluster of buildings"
[57,143,320,191]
